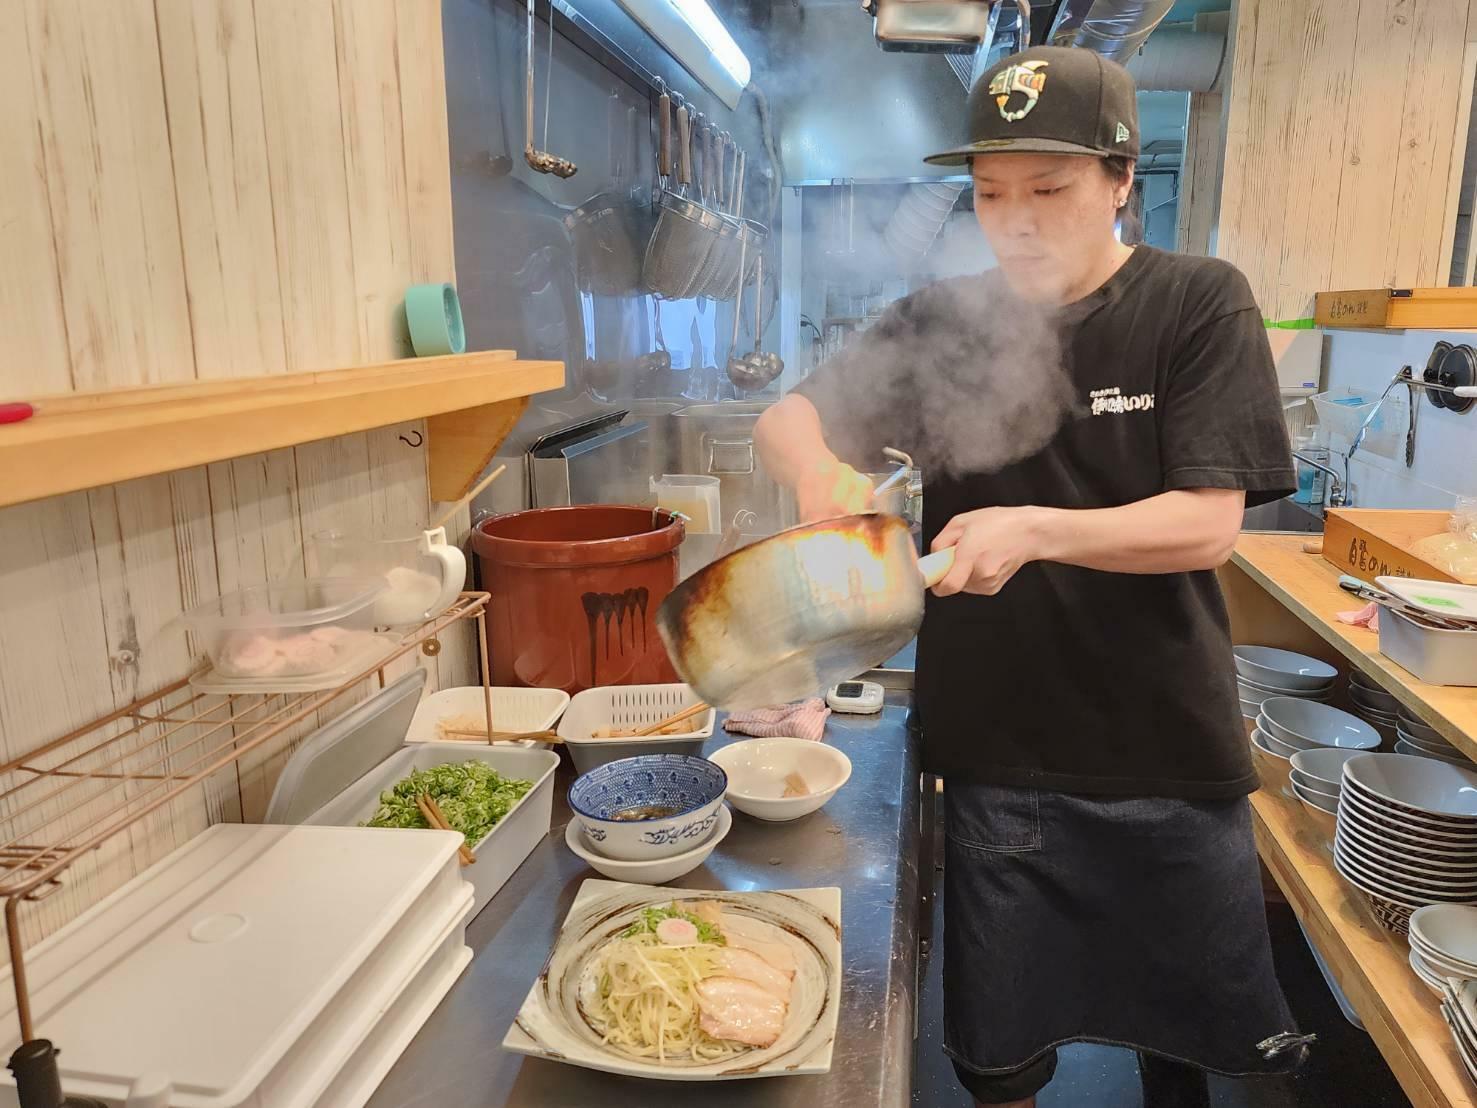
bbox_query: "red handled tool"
[0,404,35,425]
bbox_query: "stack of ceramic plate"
[1347,671,1399,743]
[1234,646,1337,720]
[1251,697,1380,799]
[1396,706,1473,767]
[1441,978,1477,1085]
[1409,904,1477,996]
[1335,753,1477,934]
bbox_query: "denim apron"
[942,781,1310,1080]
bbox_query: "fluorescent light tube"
[617,0,751,108]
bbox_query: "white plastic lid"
[0,823,460,1106]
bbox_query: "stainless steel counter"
[368,693,923,1107]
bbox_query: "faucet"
[1291,451,1348,511]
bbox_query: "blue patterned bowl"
[568,754,727,861]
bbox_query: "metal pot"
[655,512,952,709]
[670,402,795,537]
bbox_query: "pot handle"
[918,548,956,589]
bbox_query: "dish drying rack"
[0,592,494,1088]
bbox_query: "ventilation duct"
[1050,0,1175,62]
[1124,27,1227,93]
[884,181,965,265]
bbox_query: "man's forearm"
[1029,489,1246,574]
[754,394,838,487]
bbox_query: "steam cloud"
[810,197,1076,480]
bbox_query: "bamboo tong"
[416,794,476,866]
[596,700,711,738]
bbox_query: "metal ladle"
[524,0,576,178]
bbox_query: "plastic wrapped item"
[1411,498,1477,582]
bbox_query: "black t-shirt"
[795,246,1295,799]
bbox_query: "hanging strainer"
[643,92,726,299]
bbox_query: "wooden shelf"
[1254,787,1475,1108]
[1230,534,1477,755]
[1314,287,1477,330]
[0,352,563,510]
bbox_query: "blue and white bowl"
[568,754,727,861]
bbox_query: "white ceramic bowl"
[1400,712,1449,744]
[1344,753,1477,822]
[1335,837,1477,893]
[1261,698,1381,752]
[1290,771,1339,804]
[1240,697,1262,720]
[1291,779,1338,815]
[1234,646,1338,692]
[1289,747,1363,790]
[1238,675,1332,702]
[564,804,731,883]
[1396,740,1473,768]
[1340,832,1477,878]
[1338,787,1477,846]
[708,738,852,822]
[1350,671,1399,704]
[1412,905,1477,966]
[1399,726,1460,754]
[1338,805,1477,861]
[1257,726,1304,760]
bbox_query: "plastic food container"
[557,683,716,773]
[306,742,559,920]
[182,578,387,680]
[1380,608,1477,686]
[0,823,471,1108]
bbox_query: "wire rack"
[0,592,493,1044]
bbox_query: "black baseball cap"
[925,46,1139,165]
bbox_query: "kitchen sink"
[1241,496,1324,534]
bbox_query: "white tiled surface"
[1320,329,1477,509]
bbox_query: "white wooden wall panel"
[1218,0,1477,317]
[0,0,467,945]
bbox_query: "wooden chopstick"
[631,701,710,738]
[438,727,563,744]
[416,793,476,865]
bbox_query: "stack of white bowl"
[1250,696,1380,799]
[1396,706,1473,767]
[1441,980,1477,1086]
[1288,747,1365,847]
[1235,646,1337,720]
[1409,904,1477,996]
[1334,753,1477,934]
[1348,670,1400,744]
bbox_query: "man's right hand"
[795,459,875,523]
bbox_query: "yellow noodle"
[591,933,748,1063]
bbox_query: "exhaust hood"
[867,0,1033,53]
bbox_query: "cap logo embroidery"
[988,59,1049,123]
[1115,121,1131,143]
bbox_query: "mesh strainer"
[643,93,725,300]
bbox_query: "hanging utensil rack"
[0,591,495,1047]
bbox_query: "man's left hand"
[930,506,1049,597]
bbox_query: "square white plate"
[503,879,841,1080]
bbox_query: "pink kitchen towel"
[1336,601,1380,632]
[724,698,831,742]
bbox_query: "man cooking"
[754,46,1311,1108]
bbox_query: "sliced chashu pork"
[720,914,797,978]
[715,945,792,1000]
[694,976,787,1047]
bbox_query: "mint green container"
[404,283,466,356]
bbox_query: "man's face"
[971,153,1131,303]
